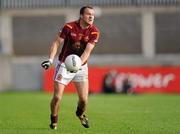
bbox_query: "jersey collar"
[76,19,92,29]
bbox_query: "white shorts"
[54,62,88,85]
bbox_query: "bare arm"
[41,35,64,69]
[80,43,95,65]
[49,36,64,62]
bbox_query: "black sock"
[50,114,58,124]
[76,106,84,117]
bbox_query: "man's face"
[81,8,95,25]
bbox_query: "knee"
[52,82,63,104]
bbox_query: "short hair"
[80,6,94,15]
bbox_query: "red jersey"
[58,20,100,62]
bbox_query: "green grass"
[0,92,180,134]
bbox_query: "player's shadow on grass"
[0,127,50,130]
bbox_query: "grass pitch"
[0,91,180,134]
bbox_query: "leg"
[74,81,89,116]
[50,81,65,129]
[74,81,90,128]
[50,61,76,129]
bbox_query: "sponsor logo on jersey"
[71,33,76,37]
[78,34,83,40]
[75,42,81,49]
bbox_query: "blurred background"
[0,0,180,94]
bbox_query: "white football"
[64,54,82,72]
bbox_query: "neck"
[79,19,90,29]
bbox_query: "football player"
[41,6,100,129]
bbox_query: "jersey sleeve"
[88,28,100,45]
[58,24,72,39]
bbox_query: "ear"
[80,14,83,18]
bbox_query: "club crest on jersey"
[71,33,76,37]
[57,74,62,81]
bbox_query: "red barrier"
[43,66,180,94]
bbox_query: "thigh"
[54,62,76,85]
[74,81,89,101]
[73,64,88,82]
[53,81,66,99]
